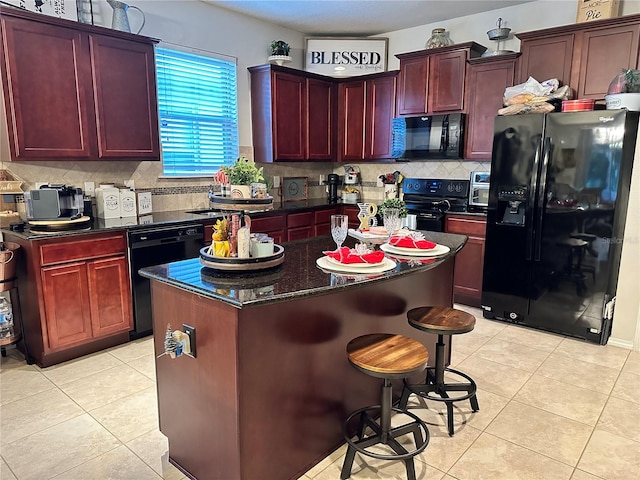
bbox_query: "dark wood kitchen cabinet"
[395,43,486,116]
[3,230,133,367]
[314,206,339,236]
[0,7,160,161]
[445,214,486,307]
[337,71,398,161]
[249,64,336,162]
[516,14,640,100]
[465,53,519,160]
[250,213,286,244]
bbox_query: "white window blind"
[156,46,239,177]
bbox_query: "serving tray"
[209,194,274,211]
[199,244,284,271]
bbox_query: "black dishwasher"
[128,223,204,339]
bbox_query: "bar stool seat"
[399,306,479,436]
[341,333,430,480]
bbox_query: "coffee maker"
[326,174,339,203]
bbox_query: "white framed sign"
[305,37,388,77]
[4,0,78,21]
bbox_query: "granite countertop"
[0,199,349,240]
[138,232,467,308]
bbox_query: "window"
[156,46,239,177]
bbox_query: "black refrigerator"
[482,110,638,344]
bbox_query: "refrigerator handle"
[534,137,552,261]
[526,137,543,261]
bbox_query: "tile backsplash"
[5,154,490,211]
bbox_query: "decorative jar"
[426,28,453,49]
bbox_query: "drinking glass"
[383,208,400,241]
[330,214,348,250]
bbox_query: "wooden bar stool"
[341,334,430,480]
[399,306,479,436]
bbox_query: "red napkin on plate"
[323,247,385,264]
[389,235,436,250]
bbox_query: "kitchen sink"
[185,209,224,217]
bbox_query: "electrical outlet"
[84,181,95,196]
[319,174,325,185]
[182,324,196,358]
[273,176,280,188]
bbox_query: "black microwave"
[391,113,465,160]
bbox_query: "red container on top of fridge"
[561,99,595,111]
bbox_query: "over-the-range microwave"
[391,113,465,160]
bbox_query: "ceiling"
[205,0,536,36]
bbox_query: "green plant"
[379,198,408,218]
[270,40,290,56]
[623,68,640,92]
[221,157,264,185]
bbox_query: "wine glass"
[330,214,348,251]
[383,208,400,242]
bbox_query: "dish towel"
[389,234,436,250]
[323,247,385,264]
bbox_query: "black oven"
[402,178,470,232]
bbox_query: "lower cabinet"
[250,214,286,244]
[3,230,133,367]
[287,211,315,241]
[314,207,339,236]
[340,205,361,229]
[42,255,131,349]
[445,215,487,307]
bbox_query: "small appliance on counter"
[24,184,84,220]
[326,173,340,203]
[468,171,490,212]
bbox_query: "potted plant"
[220,157,265,199]
[268,40,292,66]
[379,198,408,218]
[605,68,640,111]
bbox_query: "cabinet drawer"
[251,215,286,233]
[445,216,487,237]
[314,208,339,224]
[40,234,126,266]
[287,212,314,228]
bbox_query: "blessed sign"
[305,37,388,77]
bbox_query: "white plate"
[324,255,386,269]
[316,256,396,274]
[380,243,450,257]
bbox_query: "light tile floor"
[1,306,638,480]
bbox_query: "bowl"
[561,99,595,112]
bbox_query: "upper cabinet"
[465,53,520,160]
[249,64,336,162]
[337,71,398,161]
[395,42,486,115]
[0,8,160,161]
[516,14,640,100]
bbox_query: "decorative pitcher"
[106,0,146,34]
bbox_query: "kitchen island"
[139,232,467,480]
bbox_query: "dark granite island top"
[139,232,467,307]
[142,233,467,480]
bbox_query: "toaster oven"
[468,171,490,212]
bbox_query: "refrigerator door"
[527,110,634,342]
[482,114,545,321]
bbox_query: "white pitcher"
[107,0,145,34]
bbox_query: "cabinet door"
[307,78,335,160]
[341,205,361,229]
[87,256,133,338]
[516,34,574,86]
[365,75,396,159]
[273,72,307,160]
[42,262,93,350]
[338,80,366,161]
[465,59,516,160]
[397,56,429,115]
[0,16,95,160]
[452,235,485,303]
[89,34,160,160]
[578,24,640,99]
[428,50,467,112]
[288,226,314,241]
